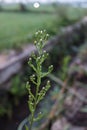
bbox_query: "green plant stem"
[29,66,41,130]
[29,112,34,130]
[27,30,53,130]
[36,66,41,99]
[29,97,37,130]
[30,106,36,130]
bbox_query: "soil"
[0,95,29,130]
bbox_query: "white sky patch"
[0,0,85,3]
[33,2,40,8]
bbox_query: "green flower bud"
[44,29,46,32]
[34,41,37,45]
[29,58,32,61]
[40,30,43,34]
[40,39,43,42]
[47,80,50,84]
[48,65,53,72]
[43,50,46,53]
[35,32,38,35]
[46,34,49,37]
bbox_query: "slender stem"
[29,97,37,130]
[28,30,51,130]
[29,63,41,130]
[29,112,34,130]
[36,58,41,100]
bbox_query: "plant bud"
[29,95,31,98]
[29,58,32,61]
[48,65,53,72]
[46,34,49,37]
[40,30,43,34]
[43,50,46,53]
[42,54,45,58]
[39,112,42,114]
[44,29,46,32]
[32,74,35,77]
[40,39,42,42]
[38,42,40,46]
[47,80,50,84]
[34,41,37,45]
[35,32,38,35]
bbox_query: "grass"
[3,3,55,12]
[0,4,86,50]
[0,12,56,50]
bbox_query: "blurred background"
[0,0,87,130]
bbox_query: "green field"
[0,4,86,50]
[0,12,56,50]
[3,3,55,12]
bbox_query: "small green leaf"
[25,125,29,130]
[48,65,53,73]
[26,82,30,90]
[34,112,43,122]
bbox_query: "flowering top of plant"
[26,30,53,130]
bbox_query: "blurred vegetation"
[78,42,87,63]
[10,75,27,105]
[0,3,87,50]
[0,12,55,50]
[0,87,13,118]
[0,3,87,119]
[0,75,27,117]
